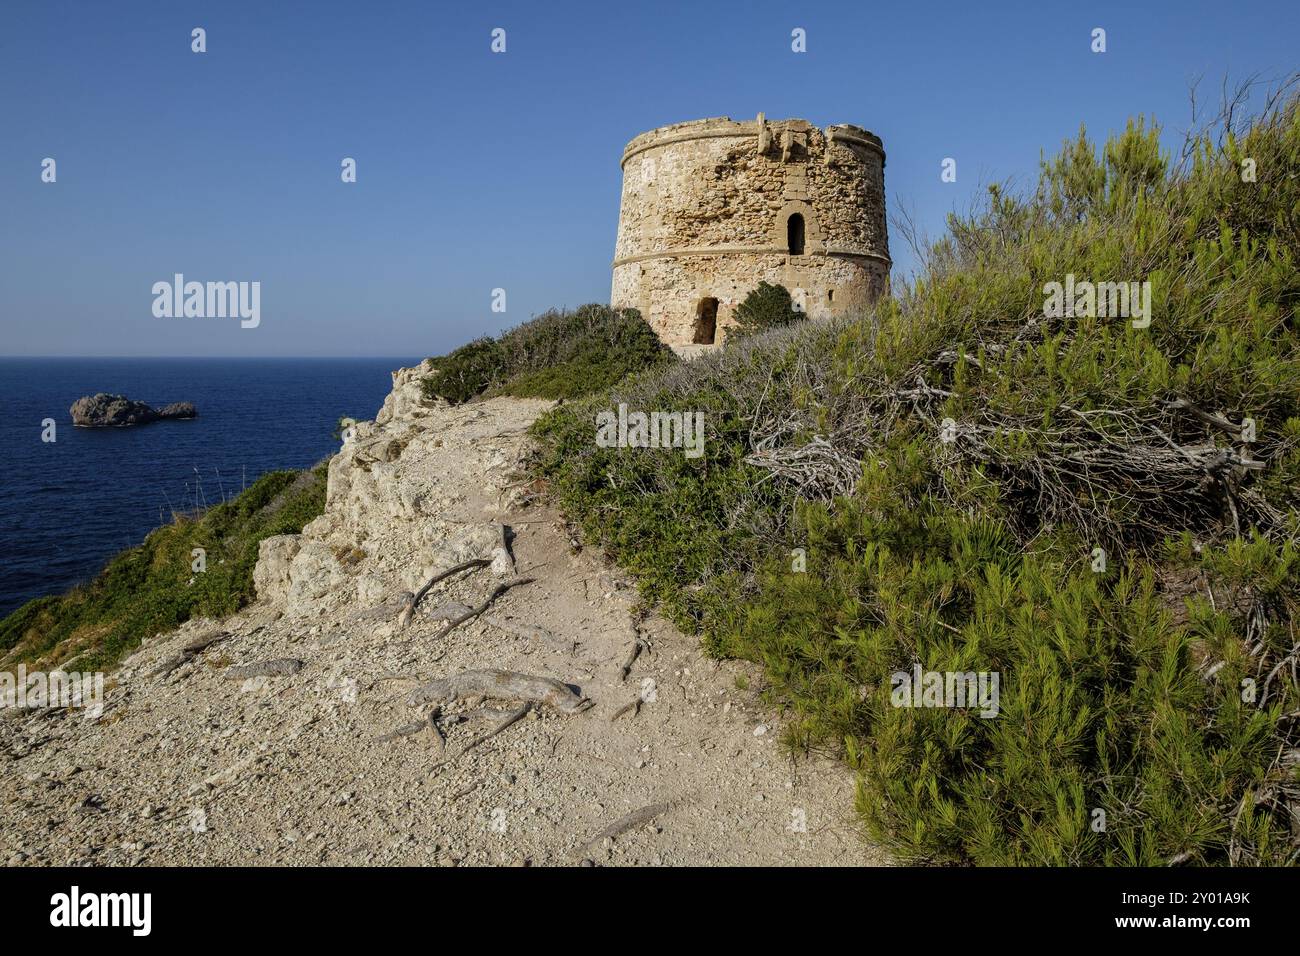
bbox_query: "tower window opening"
[787,213,805,255]
[694,297,718,345]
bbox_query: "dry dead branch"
[375,720,426,742]
[609,698,642,722]
[151,629,230,677]
[739,335,1291,552]
[398,557,492,628]
[450,780,480,801]
[432,577,533,640]
[225,658,304,679]
[420,600,572,652]
[619,627,649,683]
[577,802,672,856]
[440,702,530,767]
[427,707,447,754]
[349,597,411,623]
[406,668,589,715]
[378,705,446,754]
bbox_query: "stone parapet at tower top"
[611,114,889,350]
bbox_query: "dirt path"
[0,365,885,866]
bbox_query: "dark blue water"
[0,358,416,617]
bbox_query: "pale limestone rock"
[254,534,301,605]
[253,360,547,620]
[376,359,437,426]
[285,540,348,610]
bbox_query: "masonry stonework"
[611,114,889,348]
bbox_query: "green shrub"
[494,303,673,399]
[0,465,327,674]
[726,281,804,341]
[421,337,505,405]
[717,468,1300,865]
[421,304,672,404]
[532,91,1300,865]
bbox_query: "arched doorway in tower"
[693,297,718,344]
[787,213,805,255]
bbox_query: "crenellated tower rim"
[620,116,886,168]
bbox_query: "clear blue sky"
[1,0,1295,357]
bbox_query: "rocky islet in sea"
[69,393,197,427]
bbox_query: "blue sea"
[0,358,416,617]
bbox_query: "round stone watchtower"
[611,114,889,348]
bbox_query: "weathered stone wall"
[611,115,889,346]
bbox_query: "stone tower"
[611,114,889,348]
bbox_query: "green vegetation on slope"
[421,303,673,404]
[532,92,1300,865]
[0,465,327,675]
[726,281,806,341]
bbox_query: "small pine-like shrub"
[726,282,804,341]
[493,304,672,399]
[421,305,672,404]
[421,337,505,405]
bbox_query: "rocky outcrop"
[69,394,197,427]
[253,534,301,605]
[157,401,198,419]
[375,359,438,426]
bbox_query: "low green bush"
[421,337,505,405]
[726,281,805,341]
[421,304,672,404]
